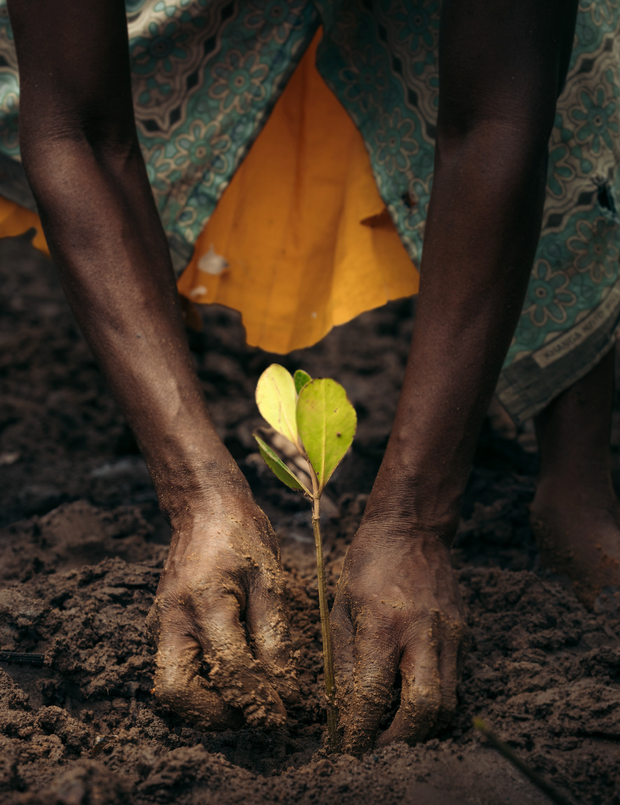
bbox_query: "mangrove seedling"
[254,364,357,747]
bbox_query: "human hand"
[147,495,299,730]
[331,522,469,754]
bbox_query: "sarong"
[0,0,618,424]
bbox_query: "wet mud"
[1,234,620,804]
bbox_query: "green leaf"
[297,378,357,494]
[294,369,312,396]
[253,435,311,495]
[255,364,299,448]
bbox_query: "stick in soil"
[474,718,575,805]
[0,651,45,667]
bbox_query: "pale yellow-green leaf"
[297,378,357,494]
[255,364,299,448]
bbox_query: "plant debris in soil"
[2,233,620,804]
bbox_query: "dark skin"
[8,0,586,752]
[532,345,620,611]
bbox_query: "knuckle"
[410,685,442,720]
[351,598,401,633]
[252,618,293,661]
[151,588,185,616]
[152,664,185,709]
[182,579,244,618]
[149,593,194,637]
[358,680,392,711]
[425,611,470,651]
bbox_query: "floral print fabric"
[0,0,618,422]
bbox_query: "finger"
[434,622,471,734]
[376,639,442,748]
[342,622,399,756]
[152,630,243,732]
[433,641,459,734]
[246,576,300,707]
[194,586,288,728]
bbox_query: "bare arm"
[9,0,203,483]
[8,0,298,729]
[333,0,579,753]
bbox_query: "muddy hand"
[331,523,469,754]
[147,496,299,730]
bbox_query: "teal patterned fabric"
[0,0,618,422]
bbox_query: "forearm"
[374,130,548,528]
[366,0,579,537]
[22,136,235,512]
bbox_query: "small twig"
[474,718,574,805]
[0,650,45,667]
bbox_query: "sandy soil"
[1,233,620,804]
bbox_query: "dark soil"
[2,232,620,804]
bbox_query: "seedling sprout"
[254,365,357,748]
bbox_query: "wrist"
[363,461,463,549]
[150,452,254,528]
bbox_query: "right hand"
[147,495,299,730]
[331,520,470,754]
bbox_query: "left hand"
[147,496,299,731]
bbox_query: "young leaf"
[297,378,357,494]
[294,369,312,396]
[255,365,300,448]
[253,434,311,495]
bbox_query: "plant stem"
[310,485,338,749]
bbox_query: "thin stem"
[309,469,338,749]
